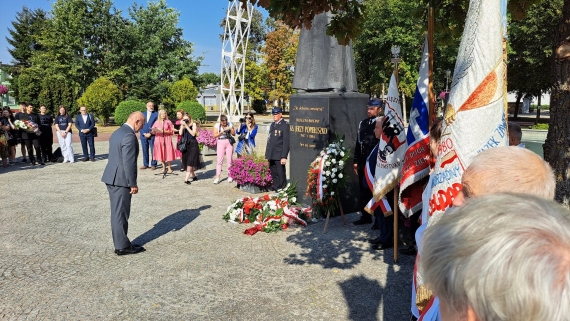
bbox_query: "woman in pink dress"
[152,109,176,174]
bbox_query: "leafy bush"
[114,100,146,125]
[252,99,266,115]
[531,123,549,130]
[177,100,206,122]
[77,77,123,125]
[170,78,198,104]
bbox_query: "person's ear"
[452,190,466,207]
[466,306,479,321]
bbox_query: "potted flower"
[228,154,272,193]
[196,128,217,155]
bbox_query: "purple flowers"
[0,85,8,96]
[228,155,272,187]
[197,129,217,147]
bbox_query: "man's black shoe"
[369,236,385,244]
[353,218,372,225]
[399,245,417,256]
[114,245,146,256]
[372,242,394,250]
[82,158,89,162]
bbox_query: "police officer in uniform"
[265,107,290,191]
[352,99,383,225]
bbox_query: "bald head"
[126,111,144,133]
[453,146,555,206]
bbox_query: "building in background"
[197,84,222,112]
[0,63,17,110]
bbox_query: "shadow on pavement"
[339,275,382,321]
[132,205,211,245]
[283,229,371,269]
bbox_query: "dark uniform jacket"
[354,117,379,165]
[265,119,290,160]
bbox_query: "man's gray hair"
[420,193,570,321]
[463,146,555,200]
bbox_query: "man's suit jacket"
[102,125,139,188]
[265,119,290,160]
[141,111,158,136]
[75,113,96,137]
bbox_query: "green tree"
[168,78,199,105]
[262,21,298,106]
[126,0,202,101]
[507,0,563,118]
[77,77,123,125]
[544,0,570,206]
[198,73,220,87]
[176,101,206,123]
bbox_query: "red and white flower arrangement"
[14,119,41,135]
[223,183,313,235]
[306,137,350,218]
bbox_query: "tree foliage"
[262,21,299,105]
[168,78,199,105]
[6,0,202,109]
[114,100,146,125]
[176,101,207,123]
[77,77,123,125]
[507,0,563,107]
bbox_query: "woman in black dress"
[179,114,202,184]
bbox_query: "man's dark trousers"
[79,134,95,159]
[140,134,157,167]
[107,185,132,250]
[357,161,373,222]
[269,159,287,190]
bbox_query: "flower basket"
[197,129,217,155]
[228,154,272,188]
[306,137,350,218]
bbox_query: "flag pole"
[391,46,401,263]
[428,3,435,128]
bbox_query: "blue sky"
[0,0,266,74]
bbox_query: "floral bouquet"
[14,119,41,135]
[197,129,217,147]
[228,154,272,187]
[0,85,8,96]
[306,137,350,218]
[223,182,313,235]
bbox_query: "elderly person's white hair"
[421,193,570,321]
[453,146,555,206]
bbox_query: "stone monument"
[289,12,368,214]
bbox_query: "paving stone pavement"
[0,135,415,321]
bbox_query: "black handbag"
[92,127,98,137]
[238,133,246,141]
[177,139,188,152]
[228,135,236,145]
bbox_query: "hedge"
[114,100,147,125]
[176,101,207,122]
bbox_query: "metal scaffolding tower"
[220,1,252,121]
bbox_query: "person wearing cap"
[353,98,383,226]
[265,107,290,191]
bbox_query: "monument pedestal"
[289,92,369,214]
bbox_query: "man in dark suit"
[101,111,146,256]
[265,107,290,190]
[140,101,158,170]
[75,106,96,161]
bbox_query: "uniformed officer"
[352,99,383,225]
[265,107,290,191]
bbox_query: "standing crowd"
[0,102,97,167]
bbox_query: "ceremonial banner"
[364,144,392,215]
[399,37,431,217]
[416,1,508,318]
[372,74,407,203]
[427,0,507,221]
